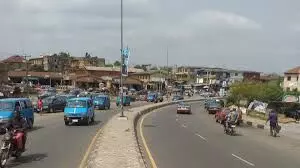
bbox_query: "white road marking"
[195,133,207,141]
[176,118,178,121]
[232,154,255,167]
[181,124,187,128]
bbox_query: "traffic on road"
[139,101,300,168]
[0,87,167,168]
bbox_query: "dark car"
[207,102,222,114]
[205,99,224,110]
[43,95,68,113]
[172,95,184,101]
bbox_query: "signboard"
[121,47,130,76]
[282,95,299,103]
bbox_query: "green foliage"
[113,60,121,66]
[105,64,113,67]
[228,81,284,105]
[150,67,158,70]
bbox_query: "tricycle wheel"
[64,121,69,126]
[0,149,9,168]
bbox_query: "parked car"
[177,102,192,114]
[207,102,222,114]
[94,95,110,110]
[205,99,224,110]
[172,95,184,101]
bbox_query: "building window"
[287,76,291,81]
[293,88,298,92]
[286,87,290,91]
[235,73,238,76]
[297,76,299,81]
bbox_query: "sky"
[0,0,300,73]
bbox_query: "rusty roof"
[285,66,300,74]
[8,71,63,78]
[2,55,25,63]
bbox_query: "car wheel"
[65,121,69,126]
[108,105,110,109]
[50,108,54,113]
[85,117,90,126]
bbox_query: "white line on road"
[181,124,187,128]
[232,154,255,167]
[176,118,178,121]
[195,133,207,141]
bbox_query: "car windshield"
[0,102,14,111]
[95,97,105,101]
[67,100,86,108]
[148,94,156,97]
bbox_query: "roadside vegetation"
[227,80,284,106]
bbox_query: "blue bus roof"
[0,98,30,102]
[68,97,91,101]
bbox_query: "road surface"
[5,101,149,168]
[140,102,300,168]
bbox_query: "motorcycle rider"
[266,109,278,136]
[4,110,28,152]
[224,108,239,131]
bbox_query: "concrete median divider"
[85,97,205,168]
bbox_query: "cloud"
[0,0,299,73]
[187,10,262,30]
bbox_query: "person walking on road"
[266,110,278,137]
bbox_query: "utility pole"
[23,55,31,97]
[119,0,125,117]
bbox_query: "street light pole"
[24,55,31,97]
[120,0,125,117]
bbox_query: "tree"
[113,60,121,67]
[228,81,284,106]
[134,65,142,69]
[85,52,91,58]
[51,52,71,72]
[150,67,158,70]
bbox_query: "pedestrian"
[37,97,43,113]
[266,109,279,137]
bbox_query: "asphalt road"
[5,101,149,168]
[140,102,300,168]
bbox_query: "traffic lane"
[141,104,244,168]
[176,103,300,167]
[7,101,149,168]
[141,103,300,168]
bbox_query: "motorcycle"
[224,122,236,136]
[0,128,24,168]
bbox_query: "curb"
[242,120,265,129]
[133,98,210,168]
